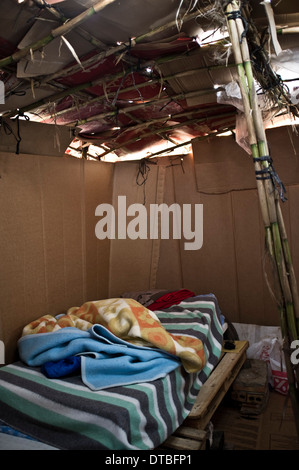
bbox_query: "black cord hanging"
[254,155,287,203]
[12,110,30,155]
[136,159,150,205]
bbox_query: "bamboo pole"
[145,126,235,159]
[43,34,234,86]
[0,0,117,69]
[31,0,109,51]
[223,0,299,434]
[103,107,235,140]
[4,64,229,120]
[0,4,212,74]
[235,1,299,329]
[4,45,236,120]
[94,110,236,158]
[70,88,223,127]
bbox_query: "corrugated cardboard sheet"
[1,127,299,364]
[0,152,113,362]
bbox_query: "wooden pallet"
[161,340,249,450]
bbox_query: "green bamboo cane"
[276,197,299,334]
[237,7,299,340]
[223,0,299,434]
[226,0,298,336]
[0,4,212,74]
[31,0,108,51]
[0,0,117,69]
[40,63,236,123]
[251,88,298,341]
[70,88,223,127]
[4,64,230,120]
[95,110,236,158]
[227,0,299,345]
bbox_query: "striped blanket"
[0,295,223,450]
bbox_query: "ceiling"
[0,0,298,161]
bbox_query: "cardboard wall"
[0,120,73,157]
[109,126,299,329]
[1,125,299,364]
[0,152,113,363]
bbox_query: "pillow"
[120,289,168,307]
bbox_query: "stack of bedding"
[0,291,225,450]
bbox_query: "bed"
[0,291,226,450]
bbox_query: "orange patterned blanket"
[21,298,206,373]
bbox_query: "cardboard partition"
[0,151,113,363]
[0,120,73,157]
[1,125,299,363]
[108,126,299,327]
[192,126,299,193]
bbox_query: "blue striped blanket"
[0,295,223,450]
[18,324,181,390]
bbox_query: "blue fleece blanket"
[18,324,181,390]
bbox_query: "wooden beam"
[31,0,108,50]
[92,110,236,158]
[41,63,236,122]
[72,88,223,128]
[0,0,117,69]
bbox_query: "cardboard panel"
[289,185,299,285]
[108,161,159,297]
[192,134,256,193]
[39,157,70,314]
[266,127,299,186]
[84,160,114,301]
[231,190,274,325]
[39,157,86,311]
[168,154,240,319]
[0,153,48,361]
[0,120,72,157]
[155,162,183,290]
[192,127,299,195]
[59,159,86,308]
[0,152,114,363]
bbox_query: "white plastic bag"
[233,323,288,395]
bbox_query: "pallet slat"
[162,433,206,451]
[186,340,249,429]
[158,340,249,450]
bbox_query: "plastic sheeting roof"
[0,0,298,161]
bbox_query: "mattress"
[0,294,224,450]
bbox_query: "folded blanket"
[148,289,195,311]
[21,298,206,374]
[1,295,224,450]
[18,324,181,390]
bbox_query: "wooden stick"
[33,64,235,122]
[145,127,235,159]
[223,0,299,434]
[0,4,212,74]
[276,197,299,321]
[236,2,299,330]
[0,0,117,69]
[98,127,235,161]
[70,87,223,127]
[94,110,236,158]
[31,0,108,50]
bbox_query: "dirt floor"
[211,390,299,450]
